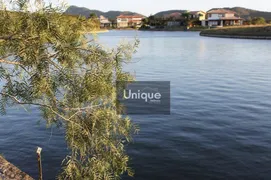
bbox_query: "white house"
[99,15,111,28]
[116,14,144,28]
[201,9,243,27]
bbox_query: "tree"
[188,19,201,27]
[252,17,266,25]
[181,12,191,26]
[246,17,252,25]
[181,12,190,19]
[148,15,155,26]
[88,13,100,30]
[142,17,149,25]
[89,12,98,19]
[198,13,203,17]
[0,0,139,179]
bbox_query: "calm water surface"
[1,30,271,179]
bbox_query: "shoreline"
[0,155,33,179]
[139,29,202,32]
[83,29,109,34]
[82,27,206,32]
[139,27,207,32]
[200,33,271,39]
[200,25,271,40]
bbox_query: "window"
[208,14,212,18]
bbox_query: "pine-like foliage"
[0,1,139,179]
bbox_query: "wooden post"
[36,147,43,180]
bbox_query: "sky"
[61,0,271,16]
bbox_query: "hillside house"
[165,12,185,27]
[201,9,243,27]
[189,11,206,21]
[117,14,144,28]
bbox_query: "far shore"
[81,25,271,39]
[139,26,208,32]
[200,25,271,39]
[83,29,109,34]
[83,27,208,32]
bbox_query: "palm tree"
[182,12,190,19]
[182,12,191,26]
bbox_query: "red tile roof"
[169,12,182,17]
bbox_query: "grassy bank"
[200,25,271,38]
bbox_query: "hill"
[154,10,188,17]
[65,6,271,21]
[211,7,271,20]
[153,7,271,20]
[65,5,144,19]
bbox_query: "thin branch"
[48,59,62,71]
[0,92,52,108]
[64,104,102,111]
[0,59,22,65]
[0,92,100,132]
[0,92,83,128]
[0,58,31,75]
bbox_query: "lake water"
[1,30,271,179]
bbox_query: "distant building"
[201,9,243,27]
[116,14,145,28]
[189,11,206,21]
[165,12,185,27]
[167,21,181,27]
[99,15,111,28]
[165,12,183,20]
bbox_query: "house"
[189,11,206,21]
[99,15,111,28]
[165,12,183,20]
[201,9,243,27]
[167,21,181,27]
[116,14,144,28]
[165,12,185,27]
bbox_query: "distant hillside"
[154,7,271,20]
[210,7,271,20]
[154,10,188,17]
[65,6,271,20]
[65,5,144,19]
